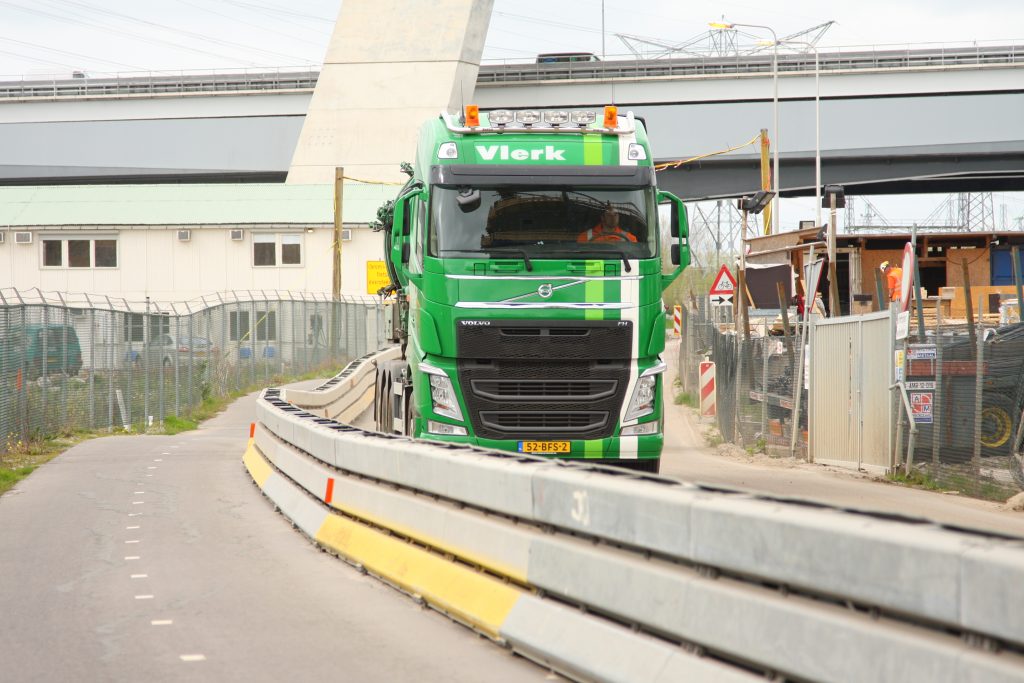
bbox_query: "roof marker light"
[489,109,514,125]
[571,110,596,126]
[603,105,618,129]
[515,110,541,125]
[464,104,480,127]
[543,110,569,126]
[437,142,458,160]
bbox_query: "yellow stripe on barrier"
[315,514,522,639]
[242,442,273,488]
[328,500,529,585]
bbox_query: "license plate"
[518,441,570,454]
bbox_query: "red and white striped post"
[699,361,716,418]
[672,305,682,338]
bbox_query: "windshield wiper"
[544,249,632,273]
[487,248,533,271]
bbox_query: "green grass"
[674,391,698,408]
[888,469,946,492]
[162,415,198,434]
[0,465,36,495]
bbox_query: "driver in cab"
[577,206,637,244]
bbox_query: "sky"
[0,0,1020,228]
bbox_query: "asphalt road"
[0,388,549,683]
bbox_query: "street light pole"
[776,40,821,228]
[711,21,780,234]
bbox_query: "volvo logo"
[537,283,553,299]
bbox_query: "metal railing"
[0,288,387,453]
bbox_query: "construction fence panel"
[0,291,387,457]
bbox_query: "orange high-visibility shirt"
[577,224,637,243]
[887,266,903,300]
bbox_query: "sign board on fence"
[907,344,936,361]
[896,311,910,341]
[910,391,933,424]
[906,380,936,390]
[709,265,736,297]
[366,260,391,295]
[894,349,905,381]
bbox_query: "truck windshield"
[429,188,657,260]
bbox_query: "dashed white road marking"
[151,620,173,626]
[154,459,163,462]
[128,512,143,517]
[134,491,145,494]
[145,474,153,478]
[179,654,205,662]
[125,540,140,544]
[132,501,145,505]
[131,574,148,579]
[124,556,140,560]
[147,466,157,470]
[126,525,140,530]
[134,595,154,600]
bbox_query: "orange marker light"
[464,104,480,127]
[603,105,618,129]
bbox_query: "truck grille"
[470,379,617,401]
[458,359,628,440]
[479,411,608,434]
[457,319,631,361]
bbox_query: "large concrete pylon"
[286,0,494,184]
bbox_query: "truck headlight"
[421,364,463,421]
[624,362,666,422]
[621,421,659,436]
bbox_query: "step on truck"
[374,105,690,472]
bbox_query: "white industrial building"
[0,182,396,300]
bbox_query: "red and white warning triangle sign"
[710,265,736,296]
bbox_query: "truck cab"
[376,106,689,472]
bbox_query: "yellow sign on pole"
[366,261,391,295]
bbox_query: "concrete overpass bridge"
[1,43,1022,199]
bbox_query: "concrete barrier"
[246,352,1024,681]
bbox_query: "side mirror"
[657,190,691,290]
[671,243,680,266]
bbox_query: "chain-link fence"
[0,289,388,453]
[678,293,1024,500]
[897,319,1024,500]
[678,297,807,457]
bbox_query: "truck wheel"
[980,396,1015,456]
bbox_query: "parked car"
[0,324,83,380]
[142,335,215,368]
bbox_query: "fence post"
[760,336,769,443]
[89,308,96,429]
[972,304,984,466]
[143,298,150,430]
[931,328,943,466]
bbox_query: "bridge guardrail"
[248,348,1024,682]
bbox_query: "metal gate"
[809,310,894,472]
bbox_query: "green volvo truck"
[374,105,689,472]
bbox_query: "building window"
[281,234,302,265]
[124,314,144,342]
[253,233,303,267]
[253,234,276,267]
[68,240,90,268]
[230,311,250,341]
[255,310,277,341]
[41,237,117,268]
[95,239,117,267]
[43,240,62,266]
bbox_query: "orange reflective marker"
[464,104,480,127]
[249,422,256,439]
[603,105,618,129]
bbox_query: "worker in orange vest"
[881,261,903,302]
[578,206,637,244]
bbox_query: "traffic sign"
[710,265,736,296]
[710,294,733,306]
